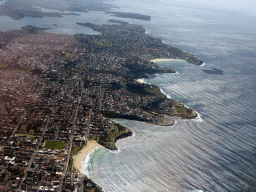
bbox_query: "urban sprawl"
[0,23,202,191]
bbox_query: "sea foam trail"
[138,77,172,99]
[160,86,203,122]
[180,103,204,122]
[81,147,101,177]
[193,111,204,123]
[137,78,146,83]
[146,79,202,123]
[109,149,121,153]
[160,88,171,99]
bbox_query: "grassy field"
[158,116,165,124]
[15,133,36,137]
[72,146,81,155]
[68,157,73,172]
[0,63,8,68]
[98,124,129,149]
[123,83,166,98]
[89,37,113,47]
[175,105,185,113]
[44,140,64,150]
[172,104,194,118]
[144,87,166,98]
[64,52,72,58]
[102,126,119,149]
[84,189,93,192]
[19,124,28,132]
[15,66,30,72]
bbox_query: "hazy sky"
[108,0,256,16]
[160,0,256,15]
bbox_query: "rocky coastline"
[0,19,203,190]
[106,130,133,150]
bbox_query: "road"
[9,111,26,139]
[58,80,84,191]
[18,117,49,191]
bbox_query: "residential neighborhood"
[0,23,199,191]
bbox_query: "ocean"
[1,0,256,191]
[80,1,256,191]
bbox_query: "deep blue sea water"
[1,0,256,191]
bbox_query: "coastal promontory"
[76,22,203,66]
[0,22,201,191]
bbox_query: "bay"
[0,0,255,191]
[83,1,256,191]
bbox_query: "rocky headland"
[76,22,203,66]
[0,22,201,191]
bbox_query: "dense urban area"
[0,22,201,191]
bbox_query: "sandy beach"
[73,140,103,173]
[150,58,184,62]
[135,79,144,83]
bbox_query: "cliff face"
[114,131,133,143]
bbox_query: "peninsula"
[0,0,112,20]
[0,23,202,191]
[106,11,151,21]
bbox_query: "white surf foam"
[193,111,204,123]
[80,147,101,177]
[173,119,178,126]
[137,78,145,83]
[189,189,204,192]
[160,88,171,99]
[177,104,203,123]
[200,62,205,67]
[109,148,122,153]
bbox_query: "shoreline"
[200,62,205,67]
[150,58,185,63]
[73,140,103,173]
[135,79,144,83]
[135,74,197,123]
